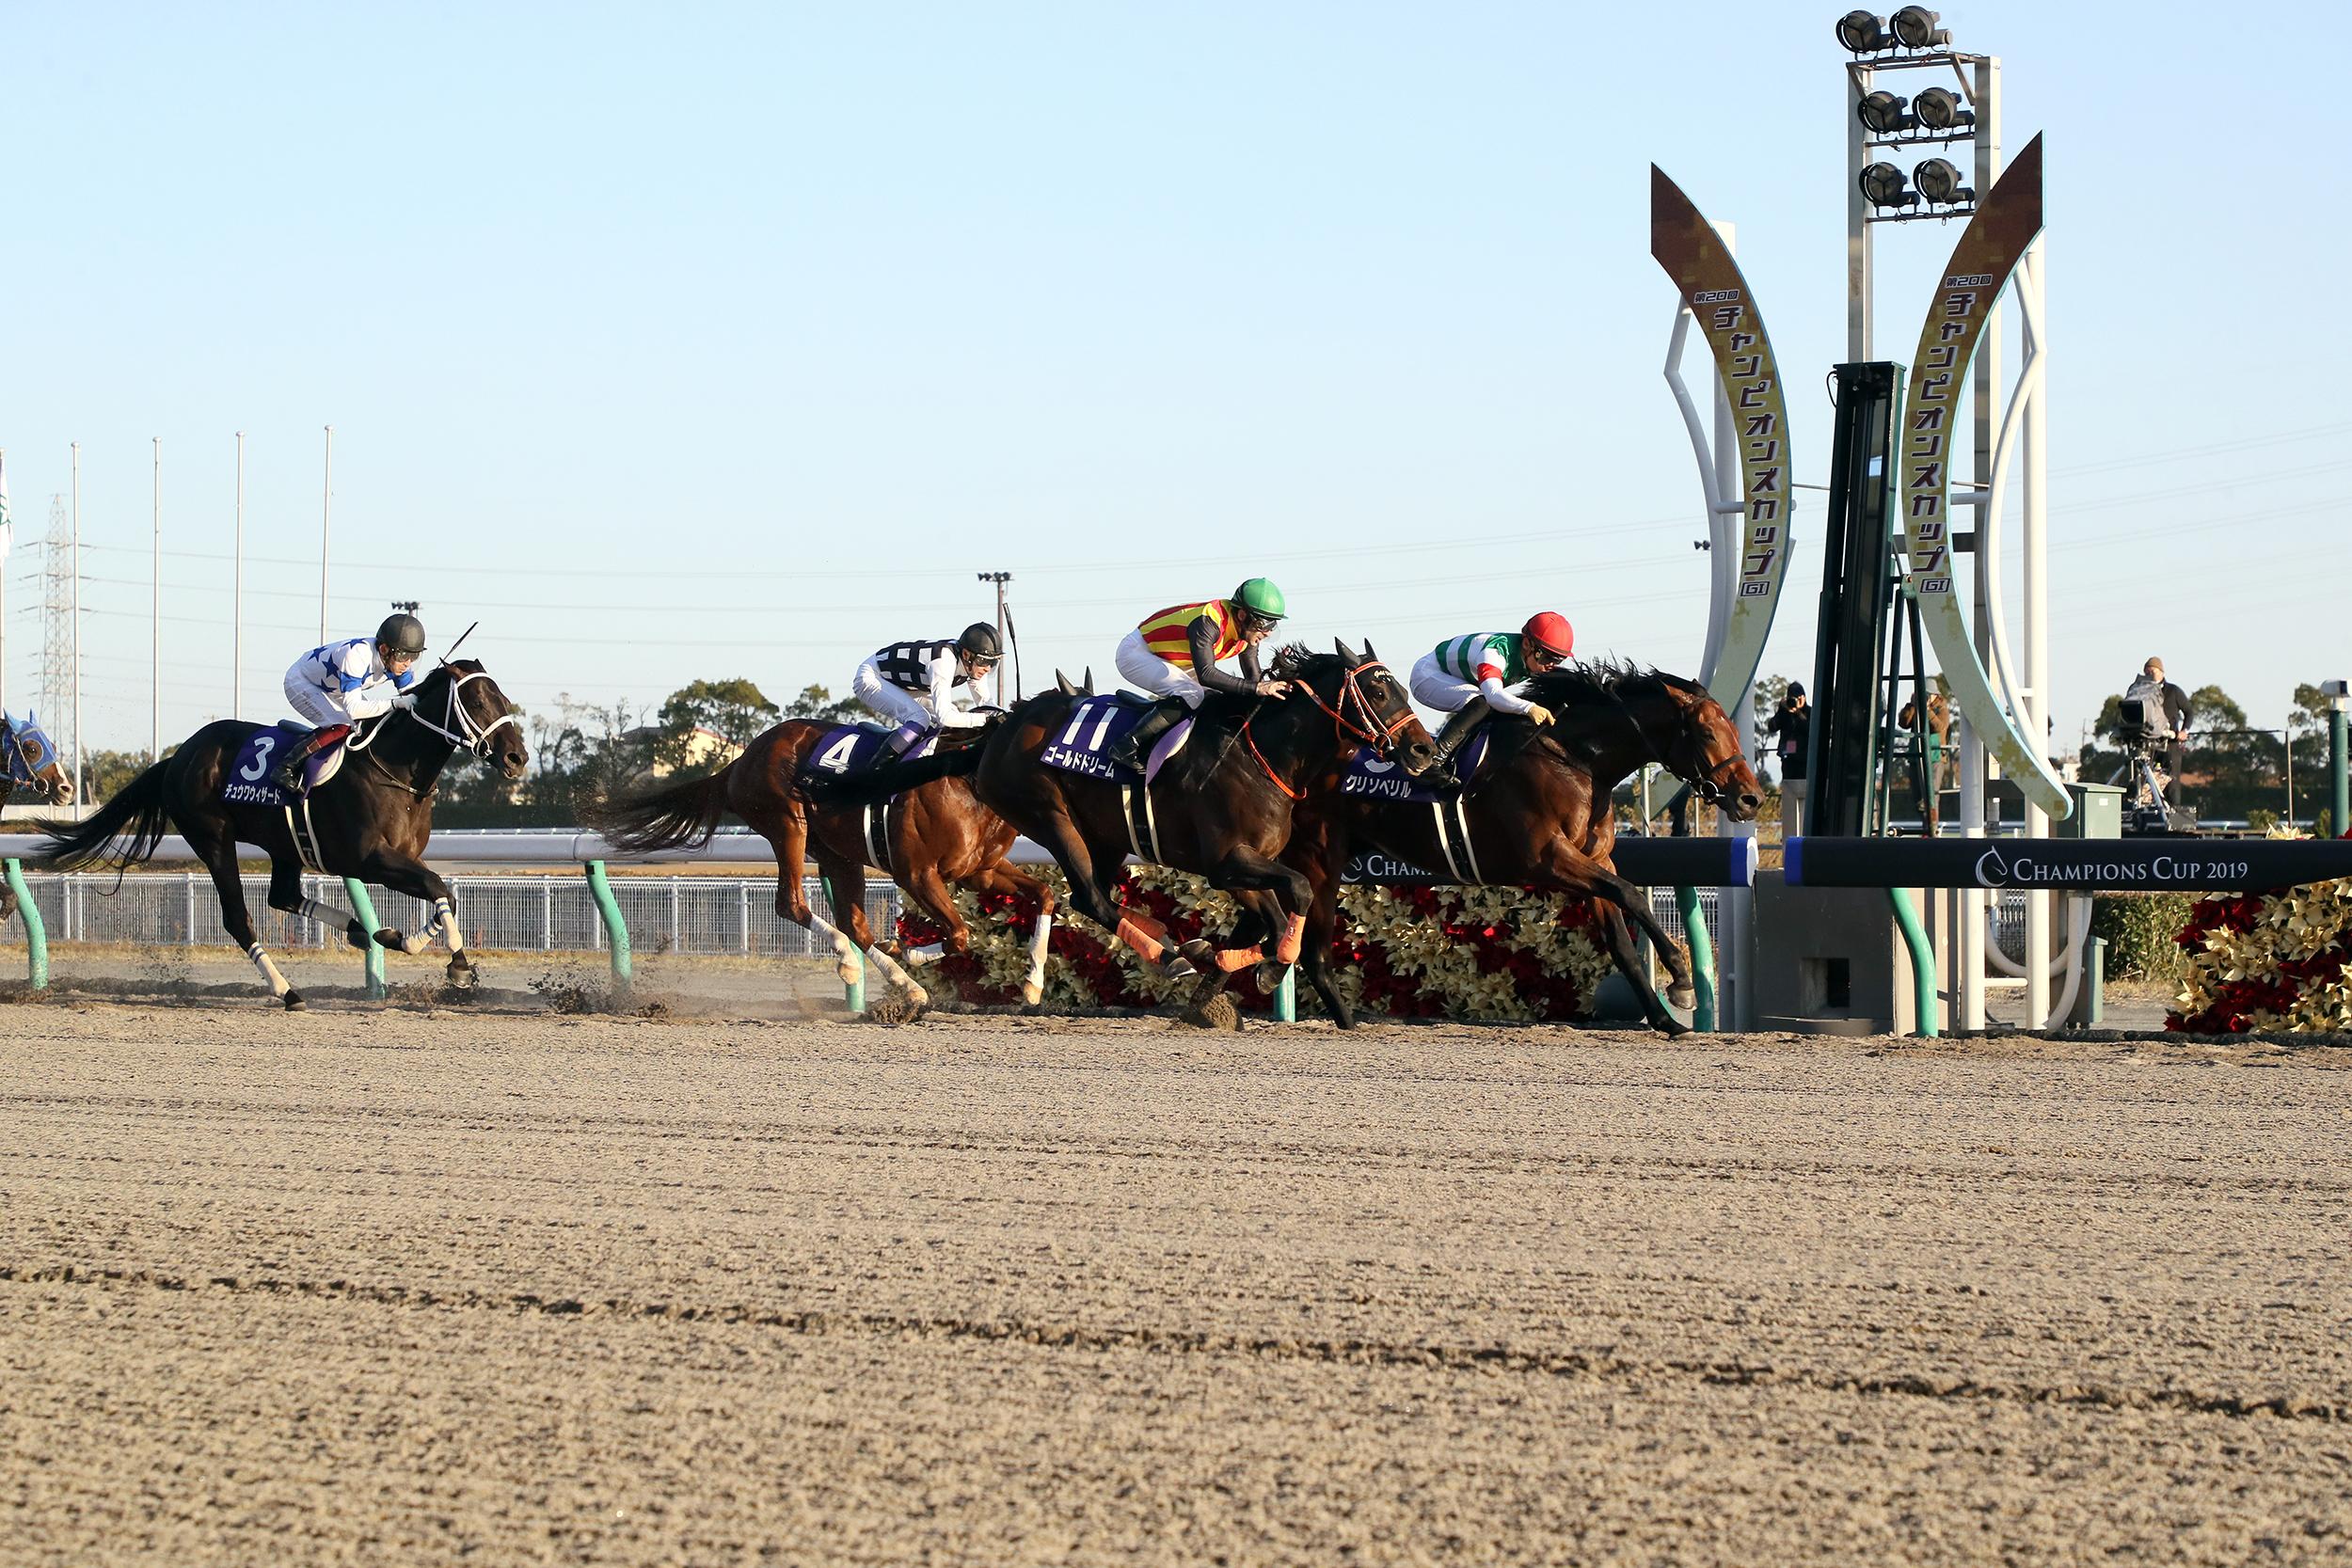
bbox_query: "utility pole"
[977,570,1012,705]
[234,432,246,720]
[320,425,334,642]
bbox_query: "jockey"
[1410,611,1574,764]
[1108,578,1292,772]
[851,623,1002,734]
[275,611,428,788]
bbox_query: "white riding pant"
[1408,653,1481,714]
[283,673,348,729]
[1115,630,1208,709]
[851,657,935,728]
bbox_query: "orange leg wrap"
[1115,913,1167,963]
[1213,945,1265,973]
[1275,912,1308,965]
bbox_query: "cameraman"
[1765,682,1811,832]
[2122,657,2191,805]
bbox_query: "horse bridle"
[3,721,61,799]
[1608,689,1745,806]
[354,669,523,764]
[1239,659,1421,800]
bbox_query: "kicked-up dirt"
[0,1001,2345,1565]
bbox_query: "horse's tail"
[35,761,175,874]
[588,763,738,854]
[801,745,980,809]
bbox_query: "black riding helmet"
[957,622,1003,662]
[376,612,427,660]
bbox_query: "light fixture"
[1860,162,1916,209]
[1912,86,1974,132]
[1913,158,1974,204]
[1836,10,1887,53]
[1890,6,1949,49]
[1856,90,1912,135]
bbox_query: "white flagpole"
[319,424,333,642]
[71,441,83,802]
[152,436,161,758]
[234,432,245,721]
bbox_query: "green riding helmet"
[1232,578,1287,625]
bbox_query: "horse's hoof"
[282,991,307,1012]
[1021,982,1043,1006]
[835,960,861,985]
[1253,960,1290,995]
[1160,955,1199,980]
[369,927,403,952]
[902,985,930,1010]
[345,923,375,952]
[1656,1016,1692,1038]
[1667,984,1697,1011]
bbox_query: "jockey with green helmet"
[1108,578,1292,771]
[1410,611,1575,764]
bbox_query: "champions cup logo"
[1973,845,2012,888]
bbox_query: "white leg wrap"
[903,942,946,967]
[247,943,292,998]
[295,896,356,934]
[1023,913,1053,1005]
[862,942,928,1008]
[436,898,464,955]
[806,912,862,984]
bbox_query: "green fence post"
[342,878,388,999]
[7,859,48,991]
[2333,708,2348,842]
[1676,884,1716,1031]
[1887,886,1938,1037]
[823,874,865,1014]
[584,860,632,991]
[1274,966,1296,1023]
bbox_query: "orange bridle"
[1241,660,1417,800]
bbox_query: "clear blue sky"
[5,1,2343,760]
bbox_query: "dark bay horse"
[587,718,1058,1007]
[813,642,1441,985]
[1278,663,1762,1033]
[35,661,530,1008]
[0,711,75,927]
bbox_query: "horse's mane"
[1520,658,1705,710]
[1268,642,1344,680]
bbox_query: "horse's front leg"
[963,861,1057,1006]
[362,849,473,984]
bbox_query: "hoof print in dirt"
[862,994,922,1026]
[1177,993,1242,1032]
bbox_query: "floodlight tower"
[1839,8,2062,1029]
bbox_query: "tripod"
[2108,735,2185,833]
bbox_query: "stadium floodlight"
[1860,162,1917,209]
[1912,86,1974,132]
[1890,6,1949,48]
[1913,157,1974,205]
[1856,90,1912,135]
[1836,10,1888,53]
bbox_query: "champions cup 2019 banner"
[1650,166,1791,713]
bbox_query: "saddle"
[223,723,348,807]
[1041,692,1193,784]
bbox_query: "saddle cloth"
[221,723,346,807]
[797,722,937,785]
[1040,693,1192,784]
[1340,730,1491,804]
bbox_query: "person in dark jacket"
[1766,682,1811,832]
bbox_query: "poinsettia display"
[896,863,1613,1022]
[2169,870,2352,1035]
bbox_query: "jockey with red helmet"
[1409,611,1575,764]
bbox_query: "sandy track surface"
[2,1004,2347,1566]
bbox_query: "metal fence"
[0,873,899,959]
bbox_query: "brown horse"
[588,717,1058,1006]
[812,642,1441,985]
[1275,663,1762,1034]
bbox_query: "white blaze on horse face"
[246,943,292,998]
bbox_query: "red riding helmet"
[1521,611,1574,658]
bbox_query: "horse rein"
[355,670,523,794]
[1241,659,1416,800]
[1604,689,1743,806]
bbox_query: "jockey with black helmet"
[852,623,1002,734]
[273,611,428,789]
[1410,611,1575,766]
[1108,578,1293,772]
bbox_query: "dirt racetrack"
[2,999,2347,1566]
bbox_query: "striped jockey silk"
[1432,632,1527,686]
[1138,598,1245,662]
[875,640,960,691]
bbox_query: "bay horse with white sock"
[587,717,1059,1008]
[34,661,530,1008]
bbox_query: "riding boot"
[1430,704,1488,767]
[272,724,348,793]
[1108,698,1187,774]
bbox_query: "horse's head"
[5,712,74,805]
[413,660,531,780]
[1527,664,1763,820]
[1271,640,1441,776]
[1651,674,1763,820]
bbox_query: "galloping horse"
[1275,663,1762,1033]
[587,717,1059,1007]
[36,660,530,1007]
[0,712,74,927]
[812,642,1441,986]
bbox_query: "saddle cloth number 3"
[242,735,278,781]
